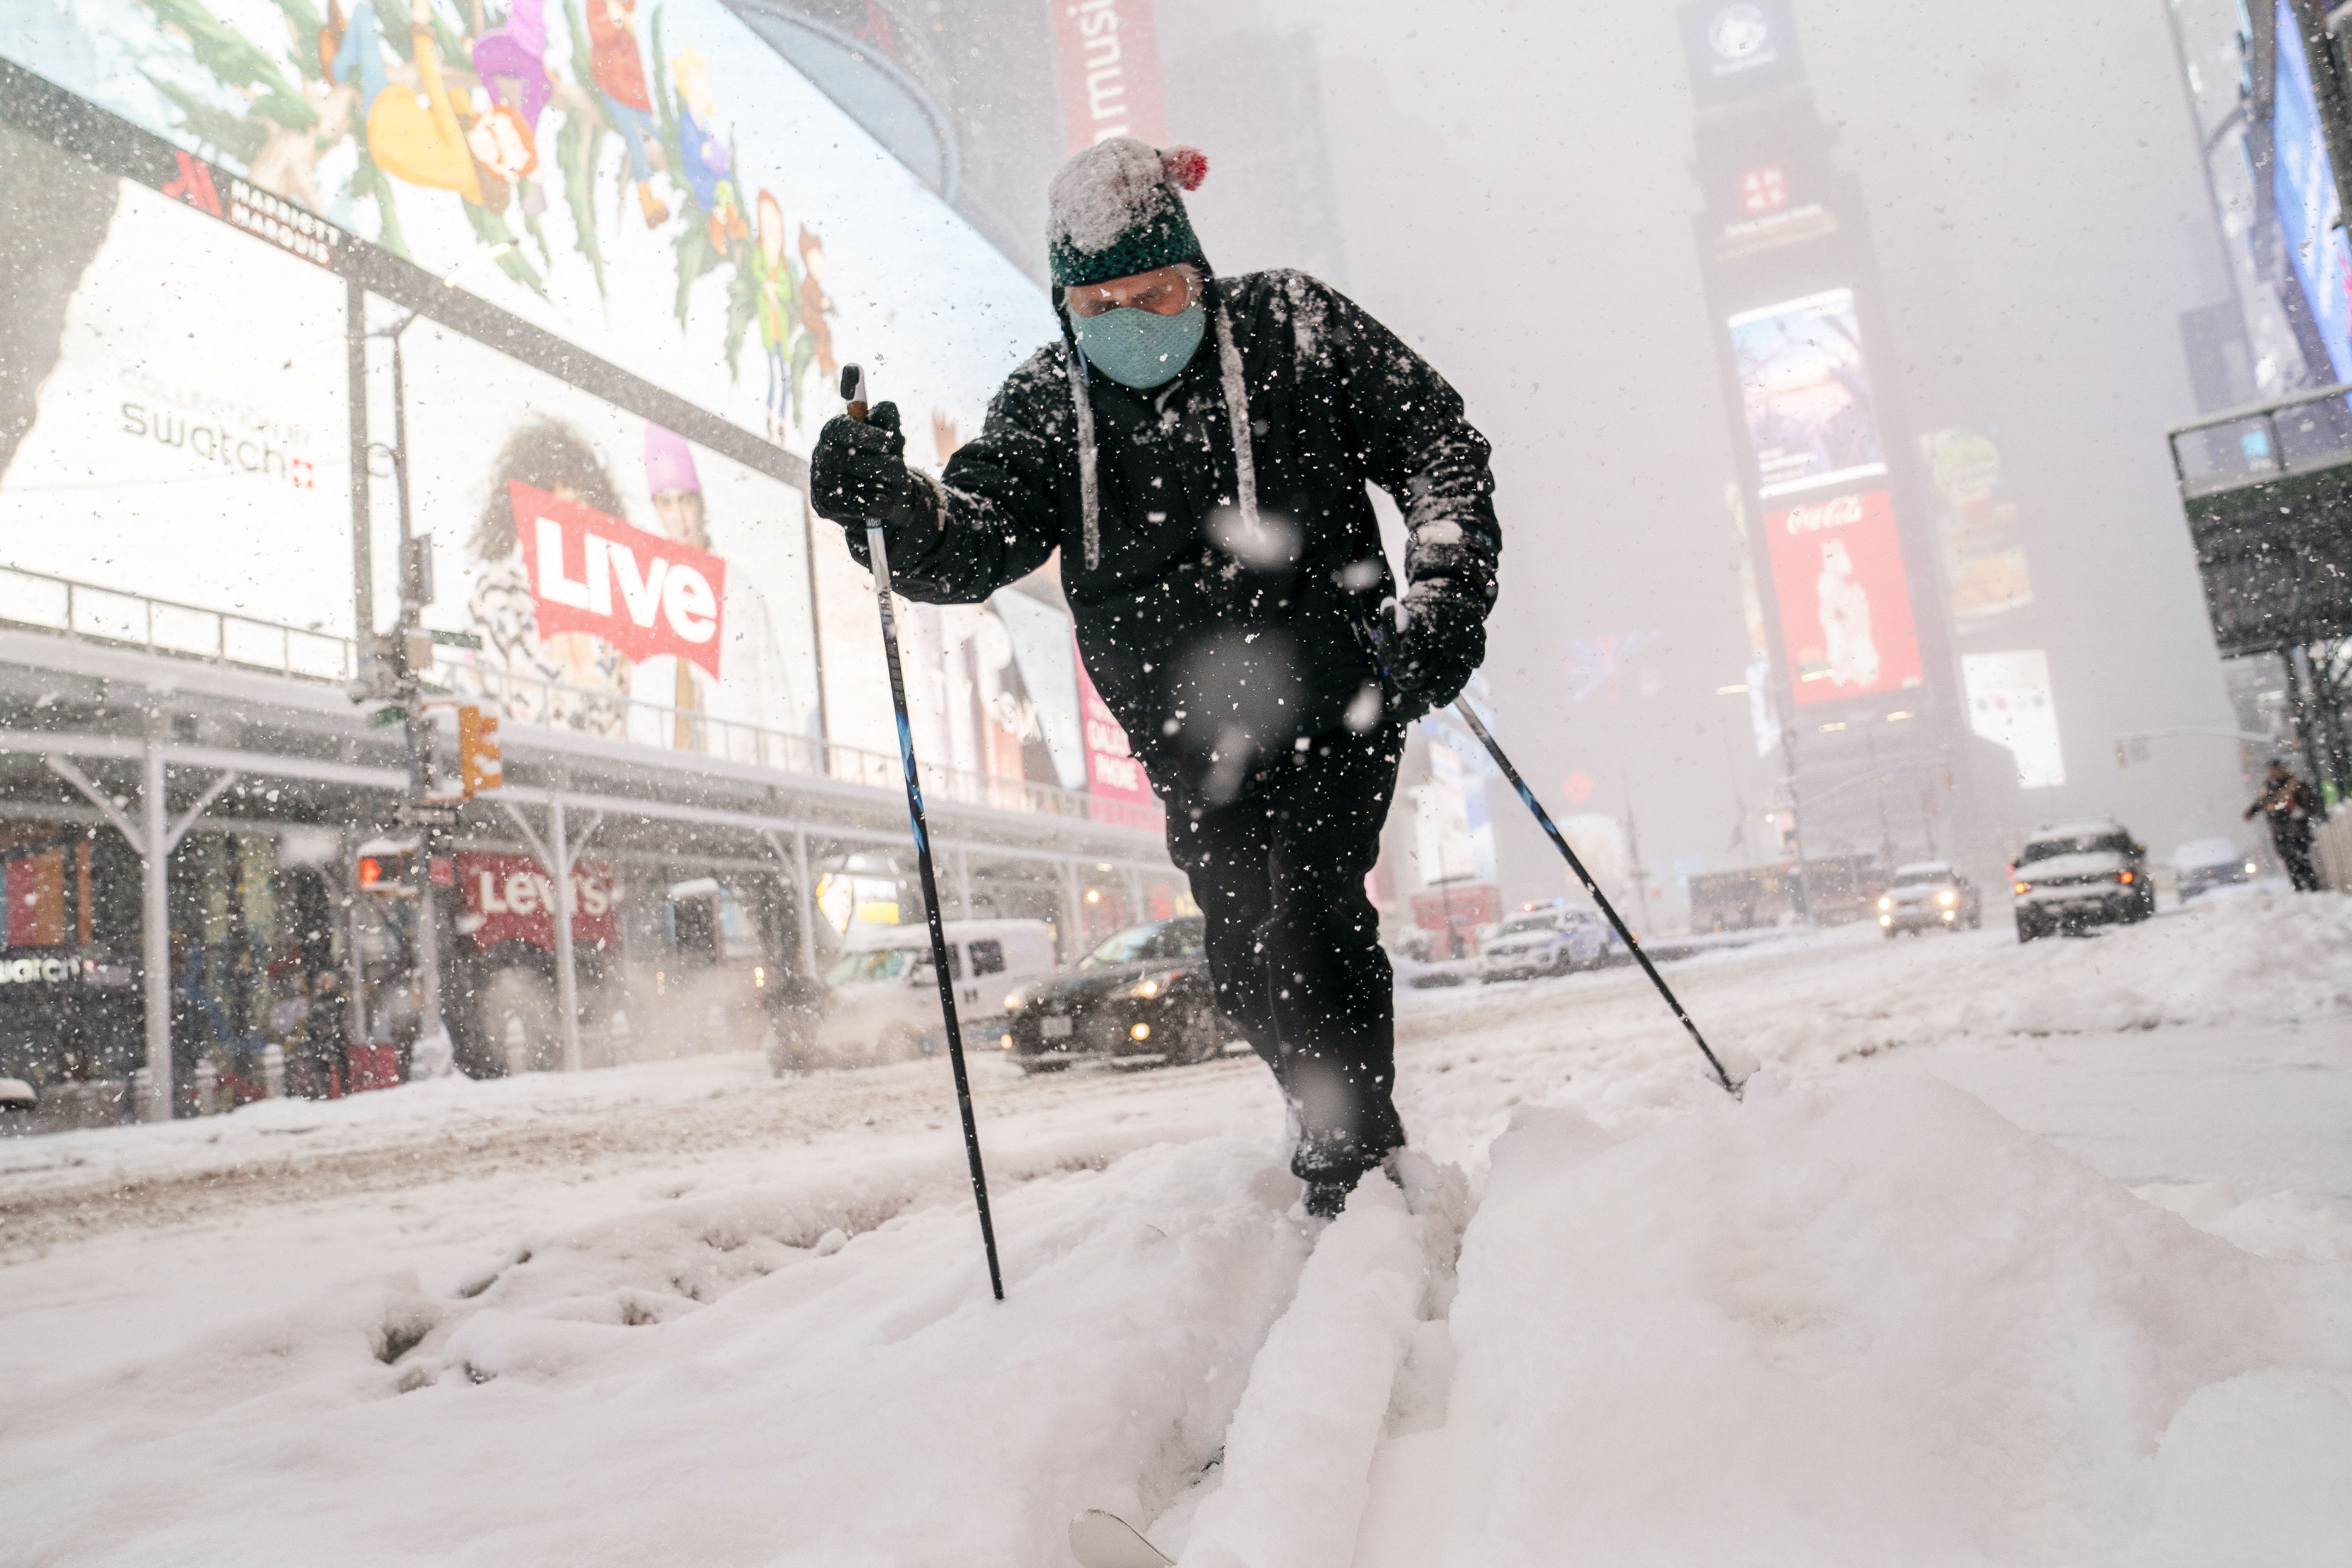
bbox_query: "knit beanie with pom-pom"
[1046,139,1210,289]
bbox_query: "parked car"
[1001,916,1239,1072]
[1874,861,1982,936]
[1478,903,1615,980]
[2172,837,2261,902]
[2011,820,2156,941]
[793,919,1057,1069]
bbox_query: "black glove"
[1385,580,1486,722]
[809,401,939,561]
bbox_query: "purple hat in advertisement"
[644,424,702,495]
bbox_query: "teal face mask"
[1071,301,1208,390]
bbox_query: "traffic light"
[357,840,418,897]
[458,705,503,797]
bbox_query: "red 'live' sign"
[512,482,726,676]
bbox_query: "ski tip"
[1068,1508,1173,1568]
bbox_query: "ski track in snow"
[1,890,2349,1563]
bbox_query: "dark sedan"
[999,916,1240,1072]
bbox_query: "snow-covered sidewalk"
[2,893,2349,1563]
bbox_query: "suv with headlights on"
[2010,820,2155,941]
[1875,861,1982,936]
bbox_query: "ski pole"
[1359,605,1739,1098]
[1446,699,1739,1097]
[842,363,1006,1299]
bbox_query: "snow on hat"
[1047,139,1208,289]
[644,424,701,495]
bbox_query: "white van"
[803,919,1059,1066]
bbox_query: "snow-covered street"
[4,892,2350,1565]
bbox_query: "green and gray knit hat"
[1046,139,1210,289]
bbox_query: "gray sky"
[1176,0,2251,899]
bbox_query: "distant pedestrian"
[2244,760,2323,892]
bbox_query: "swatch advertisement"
[1762,488,1923,706]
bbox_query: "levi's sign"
[458,851,618,953]
[512,482,726,676]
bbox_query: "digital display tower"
[1681,1,2000,877]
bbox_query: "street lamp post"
[320,241,513,1075]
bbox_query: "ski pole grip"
[840,363,870,424]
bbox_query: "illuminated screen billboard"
[1922,427,2035,627]
[1962,649,2064,788]
[0,2,1106,806]
[2271,0,2352,384]
[0,175,355,623]
[400,315,1083,793]
[0,0,1053,456]
[1730,288,1887,498]
[0,164,1087,805]
[1762,488,1923,706]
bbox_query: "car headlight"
[1003,990,1027,1013]
[2245,861,2259,874]
[1126,968,1188,1000]
[1937,889,1956,906]
[2013,881,2031,897]
[1877,895,1891,911]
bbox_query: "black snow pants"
[1157,722,1407,1185]
[2275,828,2320,892]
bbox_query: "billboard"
[0,0,1054,456]
[1730,288,1886,498]
[1762,488,1923,706]
[1921,428,2036,627]
[1962,650,2065,788]
[1052,0,1165,151]
[456,851,617,951]
[1680,0,1806,107]
[395,315,821,745]
[400,317,1081,797]
[0,175,354,623]
[2271,0,2352,384]
[0,26,1100,813]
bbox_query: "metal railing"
[2168,381,2352,499]
[0,563,1165,836]
[0,563,356,683]
[444,656,1163,832]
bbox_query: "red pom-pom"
[1162,146,1208,192]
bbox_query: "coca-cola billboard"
[457,853,619,953]
[1763,489,1922,706]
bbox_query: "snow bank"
[0,1138,1314,1566]
[1358,1073,2352,1565]
[1746,892,2352,1069]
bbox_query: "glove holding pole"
[832,363,1006,1301]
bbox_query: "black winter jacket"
[857,270,1499,797]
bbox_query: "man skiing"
[2245,759,2323,892]
[810,139,1500,1215]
